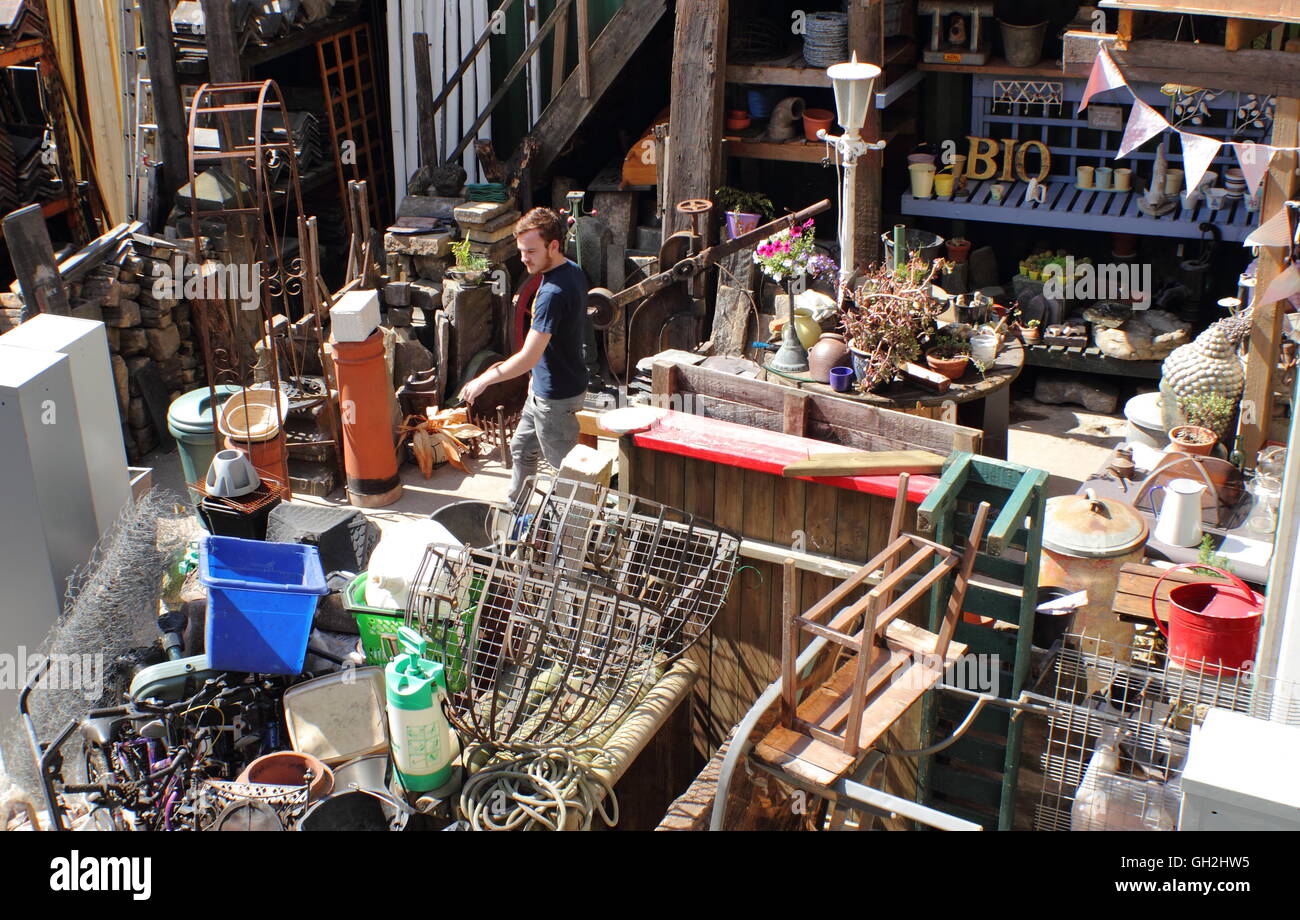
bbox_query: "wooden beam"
[200,0,245,84]
[413,33,438,169]
[519,0,668,180]
[1225,18,1279,51]
[4,204,70,316]
[1238,41,1300,466]
[576,0,592,99]
[1064,35,1300,97]
[139,0,192,225]
[663,0,728,240]
[849,0,884,268]
[551,8,570,98]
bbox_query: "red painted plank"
[631,411,936,503]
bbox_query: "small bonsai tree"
[714,186,774,218]
[1178,391,1236,438]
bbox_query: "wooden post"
[783,389,810,436]
[663,0,728,241]
[781,557,798,727]
[551,9,570,98]
[1238,41,1300,466]
[3,204,70,316]
[575,0,592,99]
[848,0,884,267]
[200,0,245,84]
[142,0,192,226]
[413,34,438,170]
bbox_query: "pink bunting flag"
[1258,262,1300,309]
[1179,132,1222,194]
[1078,45,1126,113]
[1116,98,1169,159]
[1231,142,1278,195]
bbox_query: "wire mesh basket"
[507,476,741,659]
[407,544,676,749]
[1021,633,1300,831]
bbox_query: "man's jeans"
[508,390,585,505]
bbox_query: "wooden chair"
[756,473,992,786]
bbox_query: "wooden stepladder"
[756,474,992,786]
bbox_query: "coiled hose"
[459,746,619,831]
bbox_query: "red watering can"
[1151,564,1263,675]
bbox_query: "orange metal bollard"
[330,330,402,507]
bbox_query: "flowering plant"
[753,218,830,282]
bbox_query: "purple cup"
[829,366,854,393]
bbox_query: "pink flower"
[790,225,801,238]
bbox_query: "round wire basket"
[407,544,670,750]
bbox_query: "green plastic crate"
[345,572,470,691]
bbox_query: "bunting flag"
[1180,133,1222,194]
[1231,142,1279,195]
[1116,98,1169,159]
[1078,44,1126,113]
[1243,207,1293,248]
[1258,263,1300,308]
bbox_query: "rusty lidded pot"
[1040,489,1148,665]
[808,333,851,383]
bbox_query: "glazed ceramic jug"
[808,333,851,383]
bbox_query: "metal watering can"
[1151,564,1263,674]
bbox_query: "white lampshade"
[826,55,881,133]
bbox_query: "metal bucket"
[881,229,945,266]
[999,20,1048,68]
[1152,564,1263,674]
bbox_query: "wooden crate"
[651,359,984,454]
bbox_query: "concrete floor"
[146,396,1124,531]
[1007,397,1127,498]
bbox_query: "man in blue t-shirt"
[461,207,590,503]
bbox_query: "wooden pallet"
[914,452,1050,830]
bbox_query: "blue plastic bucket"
[199,535,328,674]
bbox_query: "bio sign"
[959,135,1052,182]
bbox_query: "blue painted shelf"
[902,176,1256,241]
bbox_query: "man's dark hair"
[514,207,566,247]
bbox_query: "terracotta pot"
[802,108,834,142]
[926,350,970,381]
[1169,425,1218,456]
[1021,326,1041,344]
[725,110,751,132]
[239,751,334,801]
[808,332,851,383]
[946,239,971,263]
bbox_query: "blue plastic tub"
[199,535,328,674]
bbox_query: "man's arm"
[460,328,550,404]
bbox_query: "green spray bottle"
[385,626,454,792]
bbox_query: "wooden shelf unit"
[917,57,1067,77]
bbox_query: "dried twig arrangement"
[841,254,947,393]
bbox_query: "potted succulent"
[715,187,774,240]
[448,237,490,286]
[840,254,946,393]
[1171,391,1236,455]
[925,332,973,380]
[946,237,972,263]
[1021,318,1041,344]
